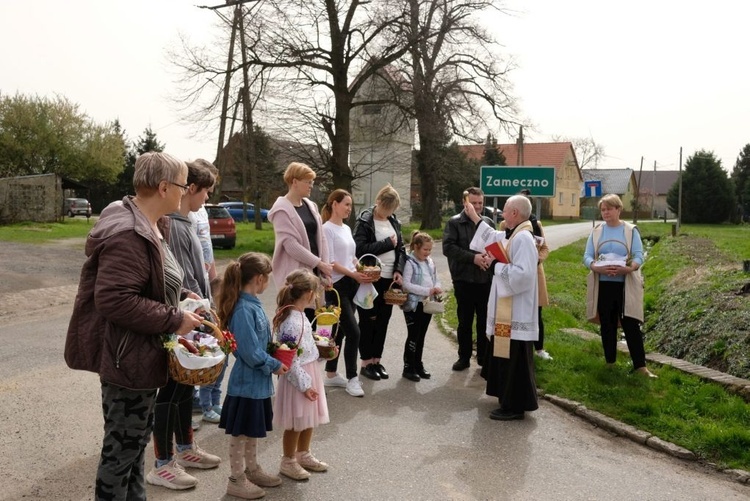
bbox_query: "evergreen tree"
[666,150,735,223]
[481,133,507,166]
[117,127,166,197]
[730,143,750,220]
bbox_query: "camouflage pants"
[96,381,156,501]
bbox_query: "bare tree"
[552,135,606,170]
[235,0,414,194]
[399,0,518,228]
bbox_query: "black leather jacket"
[442,211,495,284]
[353,206,406,275]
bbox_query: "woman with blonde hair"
[583,193,657,378]
[352,184,406,381]
[268,162,332,296]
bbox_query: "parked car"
[219,201,269,222]
[63,198,92,218]
[484,206,504,221]
[205,204,236,249]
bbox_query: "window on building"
[571,193,576,206]
[363,104,382,115]
[558,192,563,205]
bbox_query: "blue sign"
[584,180,602,197]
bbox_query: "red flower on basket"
[219,330,237,355]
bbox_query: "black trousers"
[357,276,395,360]
[534,307,545,351]
[324,276,361,380]
[453,281,491,362]
[152,377,194,461]
[597,281,647,369]
[403,302,432,370]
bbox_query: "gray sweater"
[168,212,210,301]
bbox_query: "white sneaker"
[175,443,221,469]
[146,460,198,490]
[345,377,364,397]
[324,373,348,387]
[535,350,553,361]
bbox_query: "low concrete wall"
[0,173,61,223]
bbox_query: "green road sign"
[481,166,556,197]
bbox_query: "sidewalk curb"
[556,327,750,485]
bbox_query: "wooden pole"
[634,156,643,224]
[213,7,240,202]
[677,147,683,235]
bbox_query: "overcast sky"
[2,0,748,173]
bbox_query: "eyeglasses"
[169,181,190,194]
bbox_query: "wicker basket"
[316,341,339,361]
[315,287,341,325]
[383,283,408,306]
[168,319,226,386]
[357,253,383,281]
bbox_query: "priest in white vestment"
[465,195,539,420]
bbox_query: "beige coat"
[499,220,549,307]
[585,222,644,323]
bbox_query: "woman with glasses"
[268,163,332,299]
[65,152,205,499]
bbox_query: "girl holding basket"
[401,231,443,382]
[272,270,331,481]
[216,253,289,500]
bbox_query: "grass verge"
[437,222,750,471]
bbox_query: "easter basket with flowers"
[268,306,304,367]
[166,318,237,386]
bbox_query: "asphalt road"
[1,222,748,500]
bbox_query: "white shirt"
[323,221,356,283]
[373,219,396,279]
[188,206,214,266]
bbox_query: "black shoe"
[452,359,470,371]
[489,408,524,421]
[416,367,431,379]
[402,369,421,382]
[360,364,381,381]
[375,363,389,380]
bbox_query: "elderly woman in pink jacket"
[268,162,333,298]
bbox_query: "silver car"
[63,198,92,218]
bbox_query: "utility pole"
[677,147,683,235]
[652,161,656,219]
[634,156,643,224]
[198,0,258,207]
[213,6,239,202]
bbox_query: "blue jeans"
[199,361,227,411]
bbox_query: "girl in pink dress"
[272,269,330,481]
